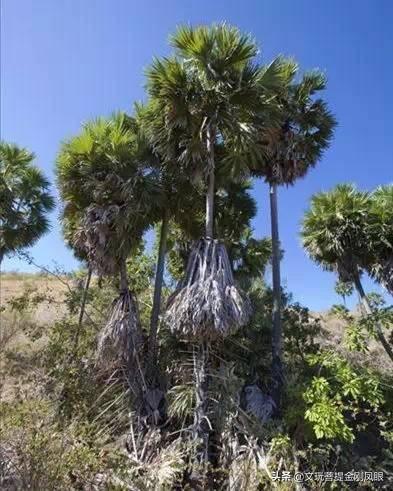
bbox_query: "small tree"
[301,184,393,362]
[0,142,54,265]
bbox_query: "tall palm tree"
[301,184,393,362]
[146,23,280,464]
[249,70,336,409]
[367,185,393,296]
[0,142,54,266]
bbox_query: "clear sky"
[1,0,392,310]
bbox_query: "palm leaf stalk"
[78,267,92,327]
[147,209,169,381]
[71,267,93,358]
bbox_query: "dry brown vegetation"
[313,311,393,374]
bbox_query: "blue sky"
[1,0,392,310]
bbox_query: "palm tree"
[367,185,393,296]
[56,114,160,373]
[249,70,336,409]
[0,142,54,266]
[146,23,279,464]
[301,184,393,362]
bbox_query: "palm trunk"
[205,126,215,238]
[147,211,169,381]
[119,259,129,292]
[72,267,92,357]
[353,273,393,362]
[78,268,92,326]
[269,182,284,411]
[192,126,215,468]
[193,341,210,465]
[0,250,3,268]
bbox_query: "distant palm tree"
[250,70,336,408]
[0,142,54,266]
[301,184,393,362]
[367,185,393,296]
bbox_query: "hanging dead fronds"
[96,289,143,370]
[74,204,123,276]
[165,238,252,340]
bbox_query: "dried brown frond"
[165,238,252,340]
[74,204,122,276]
[96,290,143,369]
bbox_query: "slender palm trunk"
[353,273,393,362]
[192,126,215,465]
[193,341,210,464]
[72,267,92,357]
[269,182,284,411]
[0,250,3,268]
[78,268,92,326]
[120,259,128,291]
[147,211,169,381]
[205,126,215,239]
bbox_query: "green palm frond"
[56,113,161,272]
[367,184,393,294]
[0,142,55,258]
[301,184,371,281]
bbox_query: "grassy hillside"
[1,272,392,490]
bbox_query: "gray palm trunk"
[193,126,215,463]
[147,211,169,381]
[120,259,128,291]
[269,182,284,410]
[353,273,393,362]
[72,267,92,357]
[78,267,92,326]
[0,250,4,267]
[205,127,215,239]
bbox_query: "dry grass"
[312,310,393,374]
[0,273,71,403]
[0,273,69,324]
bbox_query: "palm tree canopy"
[367,184,393,293]
[301,184,371,282]
[0,142,55,257]
[145,24,289,180]
[249,70,337,185]
[56,113,162,274]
